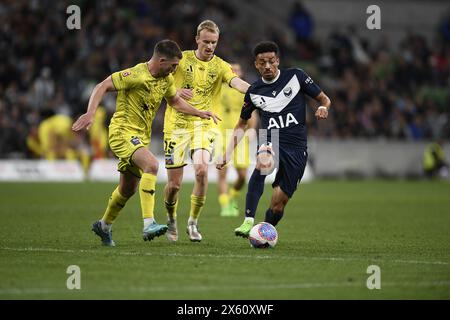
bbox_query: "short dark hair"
[154,39,182,59]
[253,41,279,58]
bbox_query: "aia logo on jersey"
[122,71,131,77]
[283,87,292,98]
[267,113,299,129]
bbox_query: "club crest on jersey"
[283,87,292,98]
[122,71,131,77]
[267,113,299,129]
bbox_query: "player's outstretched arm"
[177,88,194,100]
[216,118,248,170]
[230,77,251,94]
[246,112,259,141]
[314,91,331,120]
[72,76,116,131]
[167,93,221,124]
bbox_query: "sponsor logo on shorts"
[165,154,174,165]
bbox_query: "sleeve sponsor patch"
[130,137,142,146]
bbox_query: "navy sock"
[264,208,284,226]
[245,169,266,218]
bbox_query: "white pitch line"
[1,246,449,266]
[0,282,360,295]
[1,281,450,296]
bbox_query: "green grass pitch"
[0,180,449,299]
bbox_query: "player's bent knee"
[195,165,208,181]
[143,161,159,175]
[271,200,287,214]
[167,181,181,194]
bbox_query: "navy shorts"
[272,148,308,198]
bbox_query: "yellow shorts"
[214,129,250,169]
[109,130,147,178]
[164,128,217,169]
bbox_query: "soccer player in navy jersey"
[216,41,331,237]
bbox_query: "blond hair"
[196,20,220,36]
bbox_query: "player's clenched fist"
[216,154,229,170]
[256,143,275,174]
[315,106,328,120]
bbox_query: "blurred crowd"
[0,0,449,160]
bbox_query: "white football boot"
[186,221,202,242]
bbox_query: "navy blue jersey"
[240,68,321,148]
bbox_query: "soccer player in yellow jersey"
[72,40,220,246]
[36,113,77,160]
[214,63,257,217]
[88,106,108,159]
[28,112,90,172]
[163,20,250,242]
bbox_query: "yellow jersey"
[37,114,75,160]
[89,106,108,158]
[164,50,237,134]
[111,62,177,145]
[215,82,245,132]
[38,114,73,151]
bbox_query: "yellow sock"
[189,194,206,220]
[229,187,240,201]
[102,187,129,224]
[79,151,91,175]
[139,173,157,219]
[165,199,178,222]
[218,193,230,209]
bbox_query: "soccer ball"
[249,222,278,248]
